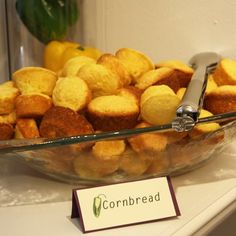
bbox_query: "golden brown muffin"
[168,143,193,167]
[176,87,186,100]
[87,95,139,131]
[0,81,20,115]
[13,67,57,96]
[40,106,94,138]
[92,140,126,161]
[204,85,236,114]
[0,123,14,140]
[31,148,74,173]
[61,56,96,76]
[97,53,132,86]
[212,58,236,85]
[189,109,220,139]
[52,76,91,112]
[145,152,170,175]
[127,122,168,155]
[0,112,16,124]
[73,153,119,178]
[163,130,188,144]
[15,118,40,139]
[135,68,180,91]
[155,60,193,88]
[117,86,142,106]
[77,63,122,97]
[15,93,53,118]
[155,60,194,74]
[175,70,192,88]
[140,85,180,125]
[205,75,218,95]
[119,150,151,176]
[115,48,154,83]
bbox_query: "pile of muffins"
[0,48,236,179]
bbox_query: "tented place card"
[71,176,180,233]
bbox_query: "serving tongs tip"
[172,52,221,132]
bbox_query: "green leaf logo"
[93,194,106,218]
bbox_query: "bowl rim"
[0,111,235,155]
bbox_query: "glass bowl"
[0,116,235,186]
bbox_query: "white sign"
[71,177,180,233]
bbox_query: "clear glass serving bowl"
[0,117,235,186]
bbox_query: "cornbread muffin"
[205,75,218,95]
[73,153,119,178]
[155,60,194,73]
[176,87,186,100]
[141,85,180,125]
[117,86,142,106]
[189,109,220,139]
[0,81,20,115]
[92,140,126,161]
[77,64,122,97]
[40,106,94,138]
[0,81,16,88]
[13,67,57,96]
[97,53,132,86]
[135,68,176,90]
[119,150,151,176]
[155,60,193,88]
[0,112,16,124]
[175,70,192,88]
[115,48,154,83]
[52,76,91,112]
[61,56,96,76]
[204,85,236,114]
[15,118,40,139]
[163,130,188,144]
[15,93,52,118]
[0,123,14,140]
[87,95,139,131]
[213,58,236,85]
[145,152,170,175]
[33,148,74,173]
[128,122,168,154]
[168,144,193,167]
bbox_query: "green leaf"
[93,197,102,217]
[16,0,79,44]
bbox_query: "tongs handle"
[178,65,208,118]
[172,52,221,132]
[172,65,208,132]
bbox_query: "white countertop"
[0,142,235,236]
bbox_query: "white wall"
[82,0,236,63]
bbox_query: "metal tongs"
[172,52,221,132]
